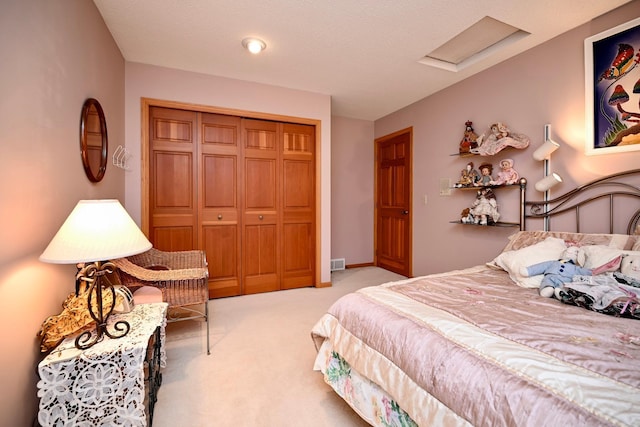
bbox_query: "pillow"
[491,237,567,288]
[578,245,623,269]
[578,246,640,269]
[502,230,632,253]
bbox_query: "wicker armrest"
[111,257,208,282]
[126,247,208,271]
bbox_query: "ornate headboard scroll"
[523,169,640,234]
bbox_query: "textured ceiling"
[93,0,631,120]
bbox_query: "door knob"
[401,210,409,215]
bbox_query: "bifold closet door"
[148,107,316,298]
[148,107,198,251]
[242,119,281,294]
[199,113,242,298]
[281,123,315,289]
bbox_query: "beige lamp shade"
[40,199,152,264]
[534,173,563,192]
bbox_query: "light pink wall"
[331,116,375,265]
[374,1,640,276]
[0,1,125,425]
[123,63,333,282]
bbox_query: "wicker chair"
[112,248,210,354]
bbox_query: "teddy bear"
[460,207,474,224]
[520,246,593,297]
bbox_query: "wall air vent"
[419,16,529,72]
[330,258,346,271]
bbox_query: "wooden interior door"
[149,107,198,251]
[281,123,315,289]
[242,119,280,294]
[199,113,242,298]
[375,128,412,277]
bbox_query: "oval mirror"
[80,98,108,182]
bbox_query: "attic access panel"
[419,16,530,72]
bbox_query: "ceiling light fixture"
[242,37,266,54]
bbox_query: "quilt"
[312,265,640,427]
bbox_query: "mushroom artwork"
[607,81,640,146]
[595,41,640,148]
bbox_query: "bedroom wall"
[0,1,125,425]
[373,0,640,276]
[331,116,376,265]
[123,63,333,284]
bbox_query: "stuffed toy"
[614,254,640,288]
[460,207,474,224]
[558,254,640,318]
[520,246,592,297]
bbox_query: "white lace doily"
[37,303,168,427]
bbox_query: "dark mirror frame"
[80,98,108,183]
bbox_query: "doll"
[459,121,479,154]
[469,188,500,225]
[490,159,519,186]
[454,162,479,187]
[471,122,530,156]
[475,163,493,186]
[520,246,592,298]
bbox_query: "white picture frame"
[584,17,640,155]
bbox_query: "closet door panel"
[243,223,278,294]
[199,113,242,297]
[202,224,239,297]
[242,119,280,293]
[149,107,198,252]
[281,123,315,289]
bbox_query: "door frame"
[374,127,413,277]
[140,97,322,288]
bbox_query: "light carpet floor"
[152,267,406,427]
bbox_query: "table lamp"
[40,199,152,349]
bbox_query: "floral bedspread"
[312,266,640,427]
[315,345,417,427]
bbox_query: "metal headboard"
[522,169,640,234]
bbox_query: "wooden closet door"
[281,123,315,289]
[149,107,198,251]
[199,113,242,298]
[242,119,280,294]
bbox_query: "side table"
[37,302,168,426]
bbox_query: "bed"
[311,170,640,427]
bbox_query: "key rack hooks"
[113,145,132,170]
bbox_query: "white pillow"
[578,245,622,269]
[490,237,567,288]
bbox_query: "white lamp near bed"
[533,124,563,230]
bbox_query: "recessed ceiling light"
[242,37,266,54]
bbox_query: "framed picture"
[584,17,640,155]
